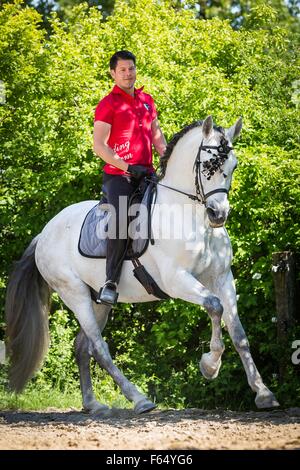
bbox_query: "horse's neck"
[160,128,202,190]
[156,128,211,234]
[158,128,203,206]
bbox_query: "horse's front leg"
[215,271,279,408]
[163,266,225,379]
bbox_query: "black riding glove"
[127,164,150,180]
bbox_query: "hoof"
[255,391,280,409]
[199,353,222,380]
[83,402,110,415]
[93,407,112,418]
[134,399,156,415]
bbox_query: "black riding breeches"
[102,173,139,283]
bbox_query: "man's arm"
[93,120,129,172]
[151,118,167,157]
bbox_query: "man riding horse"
[93,50,167,305]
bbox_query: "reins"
[145,177,202,202]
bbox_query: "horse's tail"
[5,235,52,392]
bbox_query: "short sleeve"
[94,97,114,124]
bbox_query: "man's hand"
[127,164,150,180]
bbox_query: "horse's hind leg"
[217,272,279,408]
[74,303,111,414]
[75,329,108,413]
[56,279,155,414]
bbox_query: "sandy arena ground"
[0,407,299,450]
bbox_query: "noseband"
[147,136,233,206]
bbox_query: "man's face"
[110,59,136,93]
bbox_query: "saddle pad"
[78,183,156,259]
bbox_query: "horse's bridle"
[147,137,233,206]
[193,137,233,205]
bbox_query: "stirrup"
[96,281,119,306]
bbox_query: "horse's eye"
[223,173,227,178]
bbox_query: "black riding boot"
[96,237,128,305]
[96,173,138,306]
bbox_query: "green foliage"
[0,0,299,410]
[0,382,83,410]
[15,1,300,32]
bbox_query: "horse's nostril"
[207,207,216,218]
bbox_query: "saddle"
[78,179,169,300]
[78,180,155,259]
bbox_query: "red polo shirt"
[94,85,157,175]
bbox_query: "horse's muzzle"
[206,207,227,228]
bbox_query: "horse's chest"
[191,231,232,277]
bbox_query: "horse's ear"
[202,115,214,139]
[226,117,243,142]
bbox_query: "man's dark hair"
[109,51,136,70]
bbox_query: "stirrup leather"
[96,281,119,306]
